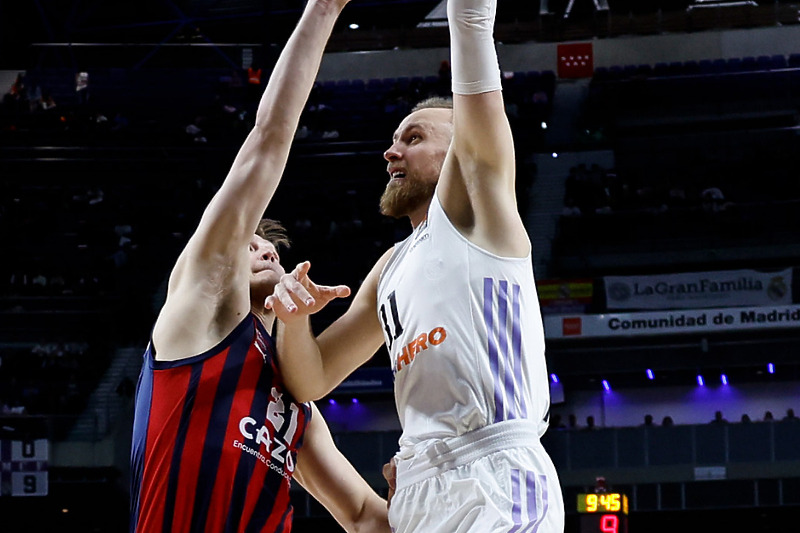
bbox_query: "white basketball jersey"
[377,191,551,452]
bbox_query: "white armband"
[447,0,502,95]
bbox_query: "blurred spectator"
[562,196,582,217]
[75,71,90,105]
[27,82,43,112]
[3,72,28,111]
[88,187,104,206]
[642,414,655,427]
[185,117,207,144]
[740,414,752,424]
[297,84,338,140]
[49,273,66,293]
[710,410,728,424]
[1,402,26,415]
[593,476,608,494]
[666,184,688,209]
[41,92,57,111]
[111,241,132,269]
[662,416,674,427]
[31,273,48,292]
[700,187,732,213]
[549,413,566,430]
[115,224,133,247]
[763,410,775,422]
[383,82,412,121]
[111,111,130,133]
[783,408,797,422]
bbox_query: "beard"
[379,176,437,218]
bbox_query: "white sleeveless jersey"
[377,192,551,452]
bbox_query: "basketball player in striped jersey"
[129,0,390,531]
[267,0,565,530]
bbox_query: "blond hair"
[411,96,453,113]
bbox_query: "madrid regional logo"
[607,282,631,302]
[767,276,787,301]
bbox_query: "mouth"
[389,169,406,181]
[254,260,280,274]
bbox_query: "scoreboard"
[577,493,628,533]
[0,439,49,497]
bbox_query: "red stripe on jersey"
[233,351,269,531]
[260,344,295,533]
[205,339,264,533]
[139,366,193,531]
[173,348,228,533]
[261,484,292,533]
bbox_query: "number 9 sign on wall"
[577,493,629,533]
[1,439,49,497]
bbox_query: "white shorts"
[388,420,564,533]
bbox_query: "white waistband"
[394,419,544,490]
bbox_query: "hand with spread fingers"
[265,261,351,322]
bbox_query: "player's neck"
[408,202,431,229]
[252,307,276,332]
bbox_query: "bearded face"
[379,171,438,218]
[381,107,453,220]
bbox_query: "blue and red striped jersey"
[130,314,311,533]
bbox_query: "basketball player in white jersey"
[266,0,565,530]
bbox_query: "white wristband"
[447,0,502,95]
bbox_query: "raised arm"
[294,403,391,533]
[153,0,349,360]
[196,0,349,253]
[437,0,529,258]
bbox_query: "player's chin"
[251,272,281,300]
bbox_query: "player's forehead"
[250,234,277,249]
[392,108,451,141]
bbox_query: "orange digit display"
[577,493,628,515]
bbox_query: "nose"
[262,248,277,262]
[384,142,401,162]
[252,241,278,262]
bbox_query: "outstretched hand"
[265,261,350,323]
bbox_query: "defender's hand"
[265,261,350,322]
